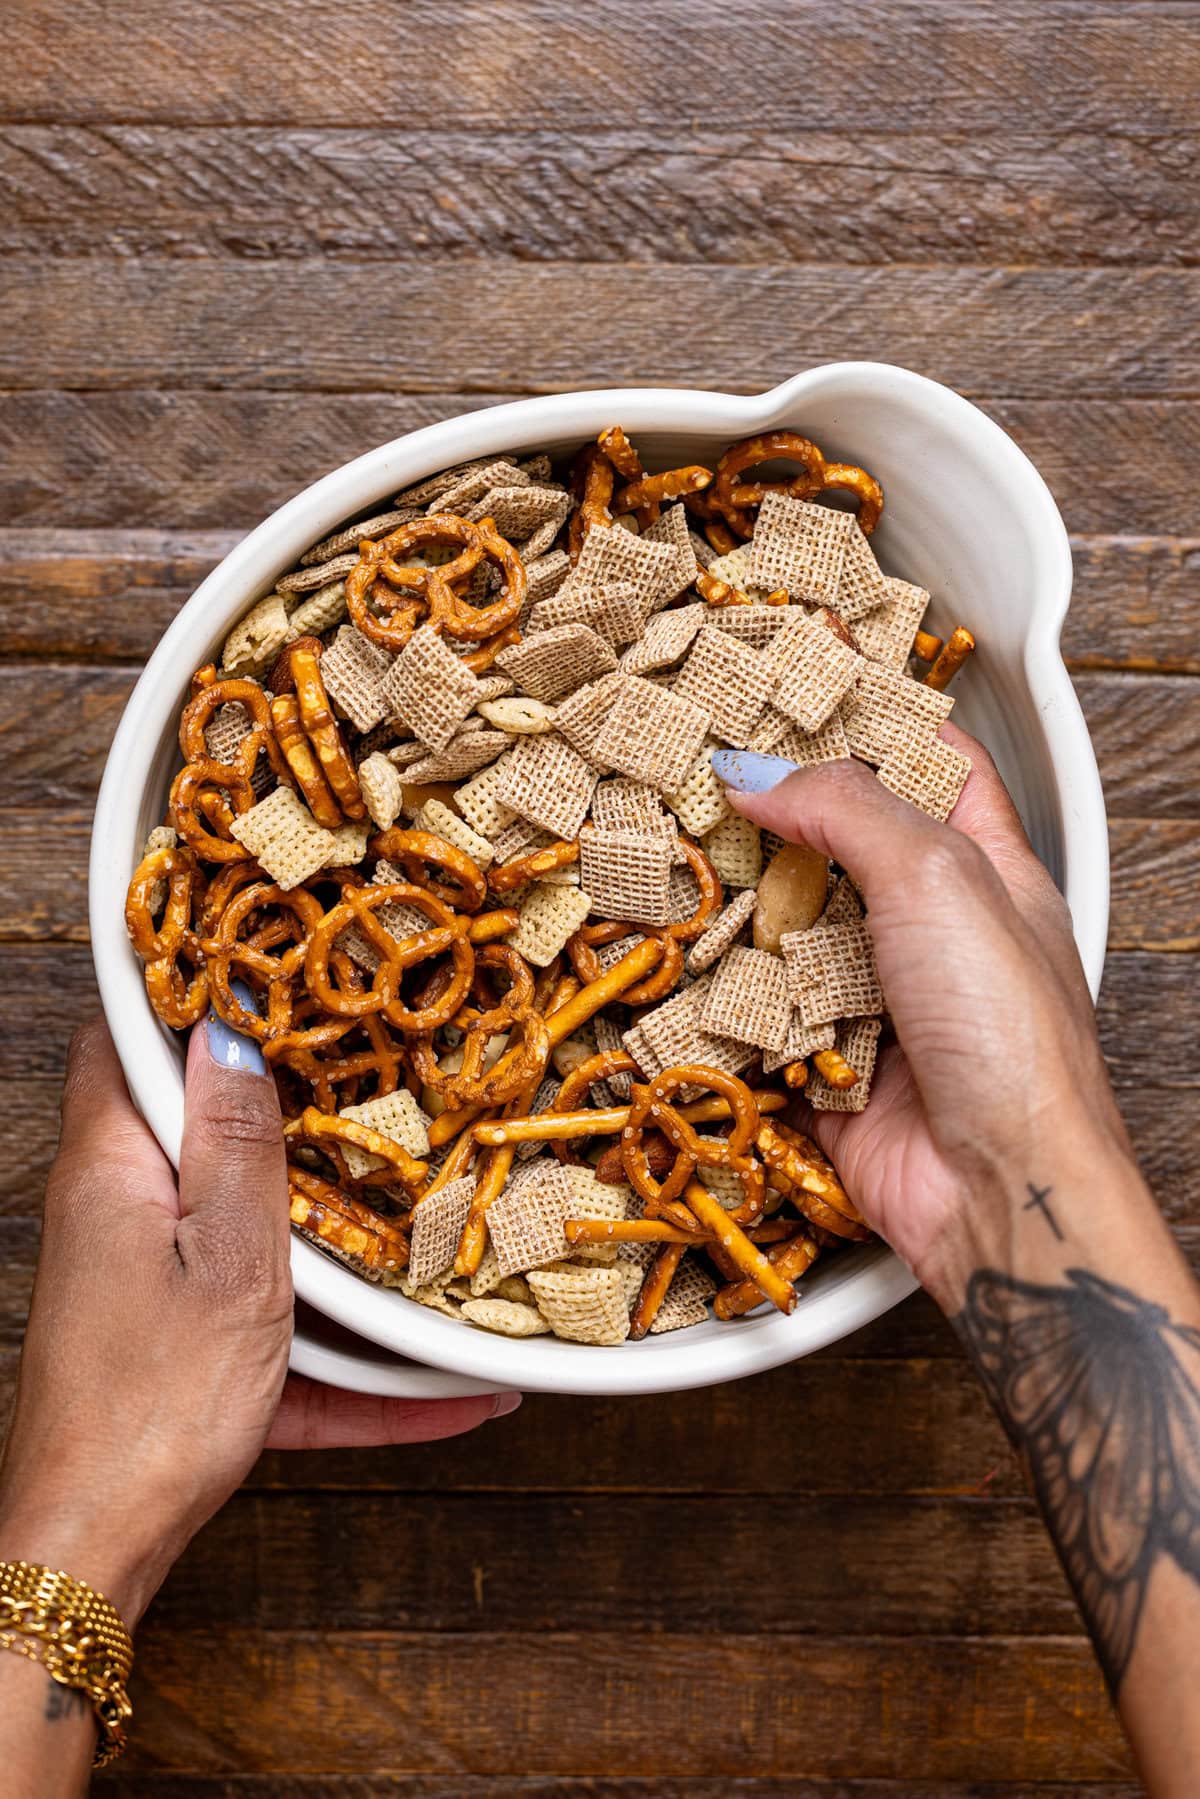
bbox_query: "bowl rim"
[89,360,1108,1395]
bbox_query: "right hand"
[719,726,1135,1300]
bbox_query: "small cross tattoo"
[1023,1182,1063,1241]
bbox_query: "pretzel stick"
[542,936,661,1045]
[629,1244,686,1340]
[682,1179,796,1315]
[713,1230,820,1319]
[812,1048,860,1090]
[566,1218,712,1246]
[912,629,943,662]
[473,1088,788,1148]
[782,1059,809,1090]
[924,625,975,691]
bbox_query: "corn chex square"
[506,881,592,967]
[381,625,481,751]
[229,786,343,890]
[495,731,598,838]
[338,1087,433,1179]
[618,603,706,675]
[839,663,954,763]
[702,810,762,888]
[700,945,791,1051]
[853,578,931,669]
[877,732,972,821]
[834,522,889,621]
[781,919,884,1026]
[808,1016,883,1114]
[456,752,518,840]
[686,886,758,974]
[579,825,675,925]
[673,627,775,747]
[769,610,861,732]
[415,798,496,868]
[560,521,683,614]
[591,675,711,792]
[748,493,854,605]
[662,742,733,838]
[497,624,617,703]
[460,1297,552,1337]
[527,1265,631,1346]
[487,1160,628,1277]
[221,591,291,678]
[649,1255,717,1333]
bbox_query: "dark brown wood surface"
[1,1,1196,1789]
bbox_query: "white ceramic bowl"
[90,362,1108,1397]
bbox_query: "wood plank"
[4,525,1199,672]
[5,805,1194,953]
[2,124,1196,268]
[2,261,1198,396]
[4,0,1194,132]
[3,395,1197,542]
[3,665,1194,814]
[152,1491,1076,1635]
[94,1782,1149,1798]
[119,1629,1130,1780]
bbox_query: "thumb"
[178,999,289,1281]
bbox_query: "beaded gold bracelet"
[0,1561,134,1768]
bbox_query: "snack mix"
[126,427,975,1344]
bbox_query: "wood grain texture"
[4,0,1196,131]
[2,125,1196,266]
[3,395,1198,541]
[2,664,1194,814]
[94,1783,1149,1798]
[115,1629,1130,1780]
[149,1491,1078,1635]
[3,261,1198,396]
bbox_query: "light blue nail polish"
[205,978,268,1075]
[711,749,802,794]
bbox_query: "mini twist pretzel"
[305,881,474,1030]
[169,757,258,862]
[370,827,488,913]
[347,513,527,650]
[487,838,579,894]
[125,845,209,1028]
[287,638,366,821]
[713,431,827,538]
[622,1065,764,1228]
[178,671,290,786]
[549,1048,641,1164]
[202,877,326,1042]
[412,944,550,1111]
[568,443,615,560]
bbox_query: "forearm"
[0,1656,95,1799]
[927,1118,1200,1794]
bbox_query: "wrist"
[0,1493,182,1629]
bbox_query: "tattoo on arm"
[1022,1181,1063,1241]
[955,1264,1200,1696]
[43,1678,87,1722]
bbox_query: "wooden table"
[1,3,1195,1790]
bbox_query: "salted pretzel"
[346,513,527,651]
[169,757,258,862]
[547,1047,640,1164]
[568,443,615,560]
[924,625,975,692]
[286,1105,428,1196]
[756,1118,869,1239]
[201,877,326,1043]
[411,944,550,1111]
[288,1170,410,1274]
[696,569,786,610]
[712,1225,819,1319]
[270,692,342,827]
[370,826,488,913]
[178,669,289,784]
[305,880,475,1031]
[597,425,644,483]
[285,639,365,820]
[622,1065,765,1228]
[125,845,209,1028]
[812,1047,859,1090]
[487,838,579,894]
[567,923,684,1005]
[613,464,713,525]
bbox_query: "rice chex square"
[662,741,733,838]
[338,1087,432,1179]
[230,786,341,890]
[506,881,592,967]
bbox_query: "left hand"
[0,1017,516,1626]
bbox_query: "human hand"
[714,726,1135,1302]
[0,1017,516,1627]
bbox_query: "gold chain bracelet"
[0,1561,134,1768]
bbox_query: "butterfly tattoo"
[957,1266,1200,1694]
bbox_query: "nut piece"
[478,695,558,735]
[753,843,830,952]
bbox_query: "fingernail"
[205,979,268,1076]
[489,1392,522,1419]
[711,749,802,794]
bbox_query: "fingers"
[264,1373,521,1450]
[177,1012,290,1298]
